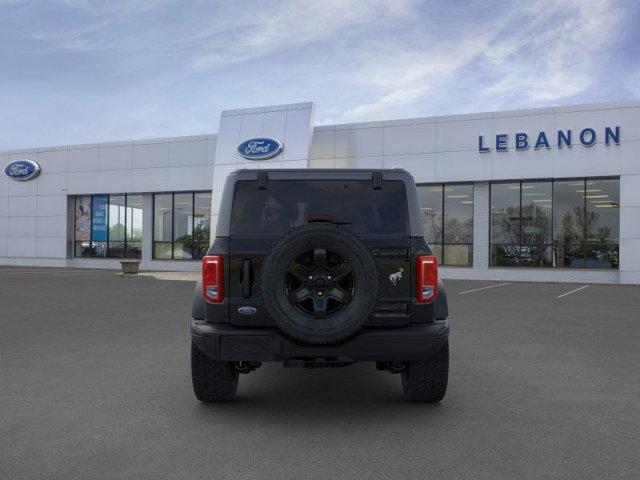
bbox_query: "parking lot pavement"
[1,267,640,480]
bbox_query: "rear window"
[230,180,408,236]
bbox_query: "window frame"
[488,176,620,269]
[416,182,474,267]
[152,191,211,260]
[73,193,143,259]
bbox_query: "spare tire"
[261,223,378,344]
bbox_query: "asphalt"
[1,268,639,480]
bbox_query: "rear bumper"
[190,320,450,362]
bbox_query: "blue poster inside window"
[91,195,108,241]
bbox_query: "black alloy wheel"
[285,248,355,319]
[261,223,379,345]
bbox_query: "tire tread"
[191,341,239,402]
[401,340,449,402]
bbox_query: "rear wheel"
[401,340,449,402]
[191,341,239,402]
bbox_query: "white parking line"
[557,284,590,298]
[458,282,511,295]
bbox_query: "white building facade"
[1,100,639,284]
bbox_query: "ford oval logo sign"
[4,159,41,182]
[237,137,283,160]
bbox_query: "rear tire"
[401,340,449,402]
[191,341,239,402]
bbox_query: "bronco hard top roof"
[229,168,412,180]
[215,168,424,237]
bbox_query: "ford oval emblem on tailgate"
[238,306,257,315]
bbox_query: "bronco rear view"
[190,169,450,402]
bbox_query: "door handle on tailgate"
[242,259,252,298]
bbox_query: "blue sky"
[1,0,639,150]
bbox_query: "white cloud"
[51,0,172,13]
[191,0,414,69]
[0,0,634,149]
[335,0,625,122]
[339,85,429,121]
[481,0,621,105]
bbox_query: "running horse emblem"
[388,268,403,286]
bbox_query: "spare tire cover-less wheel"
[261,223,379,345]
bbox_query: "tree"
[492,204,552,266]
[175,224,210,258]
[557,205,605,244]
[109,223,125,241]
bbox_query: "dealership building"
[1,100,639,284]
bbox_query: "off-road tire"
[261,223,378,345]
[191,341,239,402]
[401,340,449,402]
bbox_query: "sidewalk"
[137,271,199,282]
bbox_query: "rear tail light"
[416,254,438,303]
[202,255,224,303]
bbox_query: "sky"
[1,0,639,150]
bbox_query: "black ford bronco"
[190,169,450,402]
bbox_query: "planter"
[119,259,141,274]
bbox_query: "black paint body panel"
[193,169,450,360]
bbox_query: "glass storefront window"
[553,180,586,268]
[553,180,585,245]
[586,179,619,243]
[108,195,126,258]
[417,185,443,263]
[153,194,172,259]
[126,195,143,258]
[152,191,211,260]
[520,181,552,267]
[73,193,143,259]
[417,183,473,266]
[491,178,619,269]
[443,184,473,266]
[585,178,619,269]
[490,182,520,242]
[74,196,92,257]
[173,193,194,259]
[490,182,520,267]
[193,192,212,260]
[91,194,108,257]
